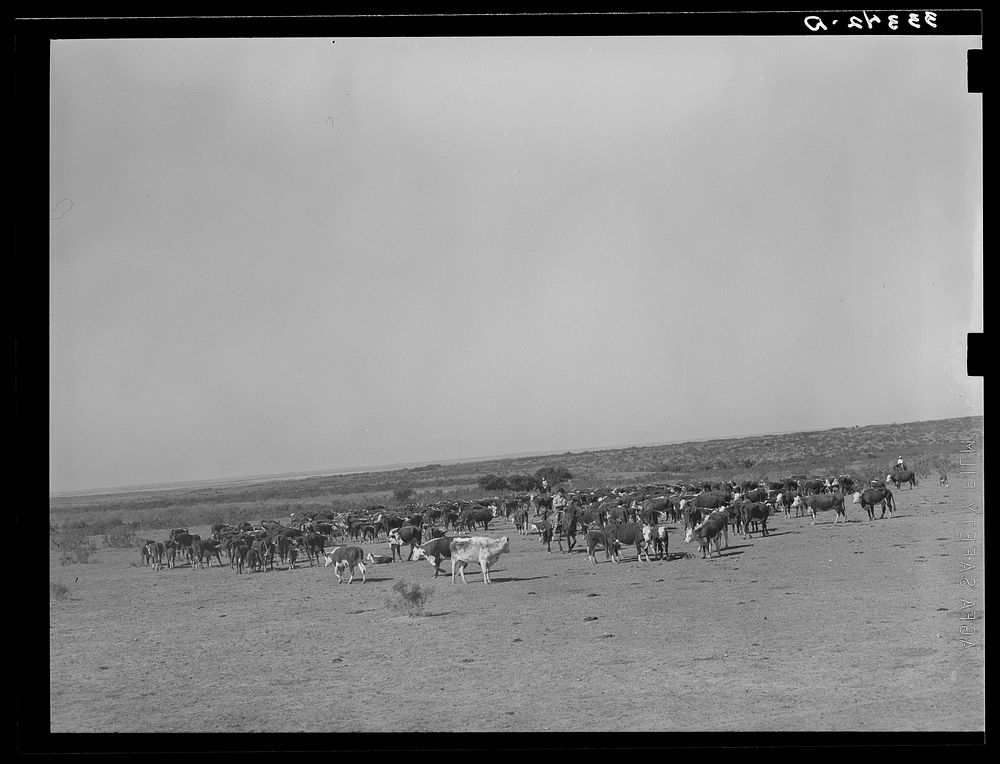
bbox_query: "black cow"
[412,536,452,577]
[193,539,223,569]
[302,532,328,567]
[853,487,896,521]
[458,508,493,533]
[388,526,423,561]
[738,501,770,538]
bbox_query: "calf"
[365,552,394,565]
[642,524,669,560]
[323,546,367,583]
[449,536,511,584]
[584,530,610,563]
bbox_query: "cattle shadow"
[757,530,794,538]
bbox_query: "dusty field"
[48,483,984,735]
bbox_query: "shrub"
[383,580,433,617]
[104,524,136,548]
[50,581,70,602]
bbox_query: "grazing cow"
[457,508,493,533]
[642,524,669,560]
[853,487,896,521]
[887,470,917,490]
[388,526,423,561]
[412,536,453,577]
[738,501,770,538]
[449,536,511,584]
[323,546,368,584]
[794,492,847,525]
[604,522,652,563]
[684,510,729,559]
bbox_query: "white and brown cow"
[323,546,367,583]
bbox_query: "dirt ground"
[48,483,984,735]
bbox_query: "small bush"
[384,580,433,617]
[50,581,70,601]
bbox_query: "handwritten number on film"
[805,11,938,31]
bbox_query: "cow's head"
[412,548,429,563]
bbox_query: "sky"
[48,33,983,494]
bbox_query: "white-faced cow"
[388,526,423,561]
[604,523,652,563]
[449,536,511,584]
[323,546,367,583]
[793,492,847,525]
[412,536,453,577]
[684,510,729,558]
[853,487,896,521]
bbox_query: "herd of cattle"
[137,471,919,583]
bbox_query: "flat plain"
[48,481,985,734]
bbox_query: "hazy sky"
[49,34,983,493]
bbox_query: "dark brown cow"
[412,536,453,577]
[388,526,423,561]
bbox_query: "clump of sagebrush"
[384,580,433,617]
[50,581,70,602]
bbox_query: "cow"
[513,507,530,535]
[193,539,223,569]
[449,536,511,584]
[853,487,896,521]
[887,470,917,490]
[794,492,847,525]
[302,532,328,567]
[457,508,493,533]
[801,480,826,495]
[388,526,423,561]
[145,540,164,570]
[585,530,612,563]
[939,474,949,487]
[684,510,729,559]
[642,524,669,560]
[579,504,607,532]
[412,536,453,577]
[738,501,770,538]
[604,523,652,563]
[323,546,368,584]
[376,513,405,538]
[365,552,393,565]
